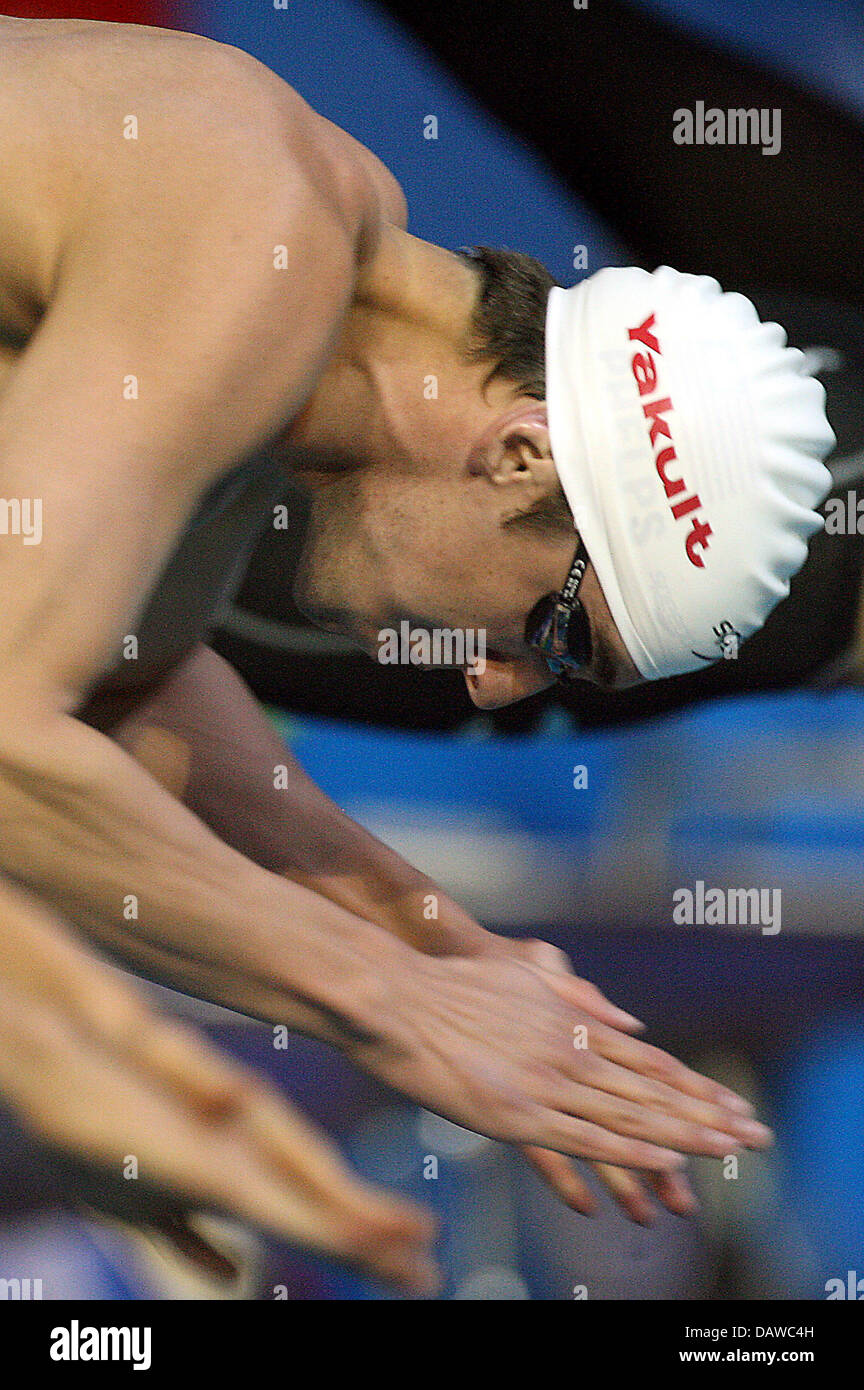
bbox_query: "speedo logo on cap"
[628,313,713,568]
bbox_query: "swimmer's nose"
[464,653,555,708]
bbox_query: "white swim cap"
[544,265,835,679]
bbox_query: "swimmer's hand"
[347,951,771,1180]
[0,882,439,1295]
[469,935,750,1222]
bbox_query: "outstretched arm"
[110,644,500,959]
[109,643,758,1221]
[0,872,438,1291]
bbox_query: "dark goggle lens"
[526,594,593,676]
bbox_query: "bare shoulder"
[0,19,373,307]
[0,22,375,487]
[313,117,408,232]
[0,18,315,160]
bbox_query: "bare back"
[0,18,397,709]
[0,17,404,388]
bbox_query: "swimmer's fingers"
[568,1014,766,1137]
[648,1167,699,1217]
[102,1013,442,1294]
[521,1144,695,1224]
[497,943,757,1127]
[584,1162,697,1223]
[491,938,645,1033]
[151,1203,432,1296]
[124,1008,430,1221]
[0,881,440,1290]
[146,1210,240,1283]
[532,968,645,1032]
[588,1162,657,1224]
[217,1069,441,1294]
[520,1145,598,1216]
[0,977,439,1294]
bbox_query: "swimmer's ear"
[470,405,556,492]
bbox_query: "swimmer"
[0,17,832,1252]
